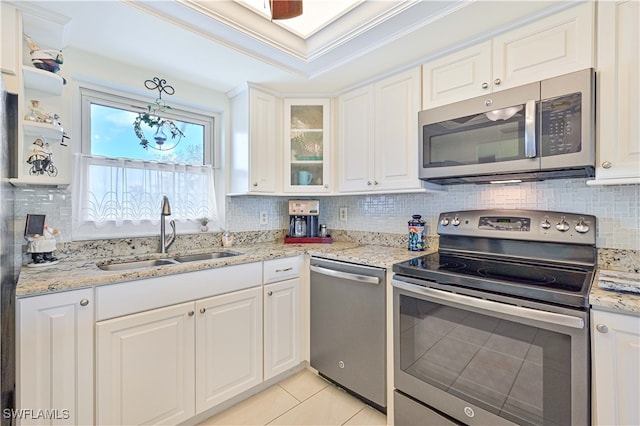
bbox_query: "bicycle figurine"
[27,138,58,177]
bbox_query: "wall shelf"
[22,66,64,95]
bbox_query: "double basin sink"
[97,250,240,271]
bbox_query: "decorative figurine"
[24,214,60,266]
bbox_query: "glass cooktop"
[393,252,594,307]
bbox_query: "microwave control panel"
[540,92,582,156]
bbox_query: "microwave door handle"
[525,99,536,158]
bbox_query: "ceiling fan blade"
[270,0,303,20]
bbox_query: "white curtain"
[73,154,219,238]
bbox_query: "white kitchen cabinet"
[195,286,263,413]
[96,302,196,426]
[17,288,94,426]
[338,67,422,193]
[591,308,640,425]
[588,0,640,185]
[1,3,19,76]
[283,98,331,193]
[229,86,280,194]
[263,257,302,380]
[422,2,594,108]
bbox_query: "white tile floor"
[198,369,387,426]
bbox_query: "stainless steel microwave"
[419,68,595,184]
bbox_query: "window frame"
[80,87,216,166]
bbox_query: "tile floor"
[198,369,387,426]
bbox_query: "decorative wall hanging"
[133,77,185,151]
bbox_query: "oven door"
[392,278,589,426]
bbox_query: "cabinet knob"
[367,181,372,186]
[79,298,89,307]
[602,161,613,169]
[596,324,609,333]
[252,182,258,187]
[374,180,379,185]
[200,308,206,314]
[324,184,328,188]
[484,99,493,107]
[481,82,489,89]
[188,311,195,317]
[267,291,273,296]
[494,78,502,86]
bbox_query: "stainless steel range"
[392,209,596,426]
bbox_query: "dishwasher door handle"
[310,265,380,285]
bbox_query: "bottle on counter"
[222,230,233,247]
[408,214,426,251]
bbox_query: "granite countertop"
[16,241,424,298]
[590,269,640,316]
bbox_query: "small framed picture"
[24,214,46,238]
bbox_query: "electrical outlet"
[339,207,348,221]
[259,211,268,225]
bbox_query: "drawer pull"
[275,267,293,273]
[80,298,90,307]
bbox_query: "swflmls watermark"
[3,408,70,420]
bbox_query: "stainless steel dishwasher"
[310,257,387,411]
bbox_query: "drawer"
[96,261,262,321]
[263,256,302,284]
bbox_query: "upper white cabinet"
[1,3,19,76]
[591,308,640,425]
[338,67,422,193]
[422,2,594,109]
[229,86,280,194]
[588,0,640,185]
[17,289,94,426]
[284,98,331,193]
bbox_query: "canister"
[408,214,426,251]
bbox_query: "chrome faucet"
[160,196,176,253]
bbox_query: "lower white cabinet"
[264,278,301,380]
[96,302,196,425]
[96,286,263,425]
[591,309,640,425]
[16,288,94,426]
[195,287,263,412]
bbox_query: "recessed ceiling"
[15,1,573,95]
[236,0,363,39]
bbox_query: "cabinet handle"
[602,161,612,169]
[276,267,293,273]
[79,298,89,307]
[596,324,609,333]
[494,78,502,86]
[267,291,273,296]
[481,82,489,89]
[200,308,206,314]
[188,311,195,317]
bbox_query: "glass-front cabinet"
[284,98,331,193]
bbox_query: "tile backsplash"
[11,178,640,255]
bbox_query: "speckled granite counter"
[16,241,424,298]
[590,269,640,316]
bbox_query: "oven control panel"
[437,209,596,244]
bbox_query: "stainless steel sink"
[174,251,240,263]
[97,258,179,271]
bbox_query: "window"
[73,88,220,239]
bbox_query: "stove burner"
[477,267,558,285]
[409,256,466,271]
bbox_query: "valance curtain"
[73,154,219,233]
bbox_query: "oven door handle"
[393,280,584,329]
